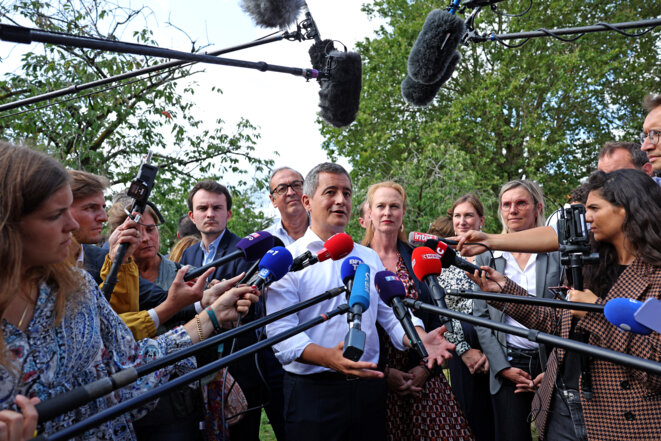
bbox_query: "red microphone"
[427,239,482,274]
[291,232,354,271]
[408,231,458,247]
[411,246,449,313]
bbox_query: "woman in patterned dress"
[0,142,258,440]
[438,194,495,441]
[361,181,474,441]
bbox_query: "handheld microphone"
[340,256,365,294]
[252,246,294,290]
[343,263,371,361]
[604,298,652,334]
[184,231,274,281]
[401,50,461,107]
[408,231,459,247]
[425,238,483,275]
[411,247,450,319]
[290,232,354,271]
[317,49,362,128]
[407,9,465,85]
[240,0,305,29]
[239,236,285,285]
[375,270,428,359]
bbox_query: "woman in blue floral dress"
[0,142,258,440]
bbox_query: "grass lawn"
[259,409,277,441]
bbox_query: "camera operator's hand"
[154,266,214,324]
[109,216,141,264]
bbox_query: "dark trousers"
[448,322,495,441]
[545,388,588,441]
[492,347,543,441]
[283,372,386,441]
[261,349,286,441]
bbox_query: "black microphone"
[240,0,305,29]
[407,9,465,85]
[309,39,336,71]
[317,49,362,128]
[425,238,483,275]
[343,263,371,361]
[401,50,461,106]
[375,270,428,359]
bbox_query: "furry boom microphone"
[240,0,305,29]
[317,49,362,128]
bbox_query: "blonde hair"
[169,235,200,263]
[107,193,159,235]
[0,142,81,367]
[361,181,408,246]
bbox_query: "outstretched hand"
[419,326,454,369]
[467,266,507,293]
[451,230,490,257]
[0,394,40,441]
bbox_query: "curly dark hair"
[583,169,661,296]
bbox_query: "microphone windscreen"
[258,246,294,281]
[348,263,371,311]
[236,231,275,260]
[374,270,406,305]
[323,232,354,260]
[309,39,336,71]
[240,0,305,29]
[401,51,460,107]
[341,256,364,285]
[408,9,465,85]
[318,50,362,128]
[604,298,652,334]
[272,236,285,248]
[411,246,443,280]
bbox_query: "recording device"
[340,256,365,294]
[317,49,362,128]
[401,9,464,105]
[290,232,354,271]
[102,151,158,299]
[252,246,294,290]
[375,270,428,359]
[343,263,371,361]
[557,203,599,290]
[424,239,483,275]
[604,297,657,335]
[239,0,305,29]
[183,231,275,282]
[401,51,461,106]
[408,231,458,247]
[411,247,450,318]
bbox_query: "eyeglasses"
[270,180,304,196]
[501,200,530,212]
[640,130,661,145]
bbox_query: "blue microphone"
[604,298,652,334]
[253,246,294,290]
[342,263,371,361]
[340,256,364,294]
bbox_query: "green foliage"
[322,0,661,233]
[0,0,273,251]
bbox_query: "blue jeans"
[545,388,588,441]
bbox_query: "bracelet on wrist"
[195,314,205,341]
[206,306,222,334]
[419,358,431,375]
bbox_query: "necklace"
[17,303,30,328]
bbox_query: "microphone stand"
[34,286,347,423]
[445,288,605,313]
[0,24,324,82]
[33,301,348,441]
[0,16,323,114]
[402,298,661,376]
[464,18,661,44]
[33,302,349,441]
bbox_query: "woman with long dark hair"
[0,142,257,440]
[472,169,661,440]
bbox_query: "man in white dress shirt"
[265,162,454,441]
